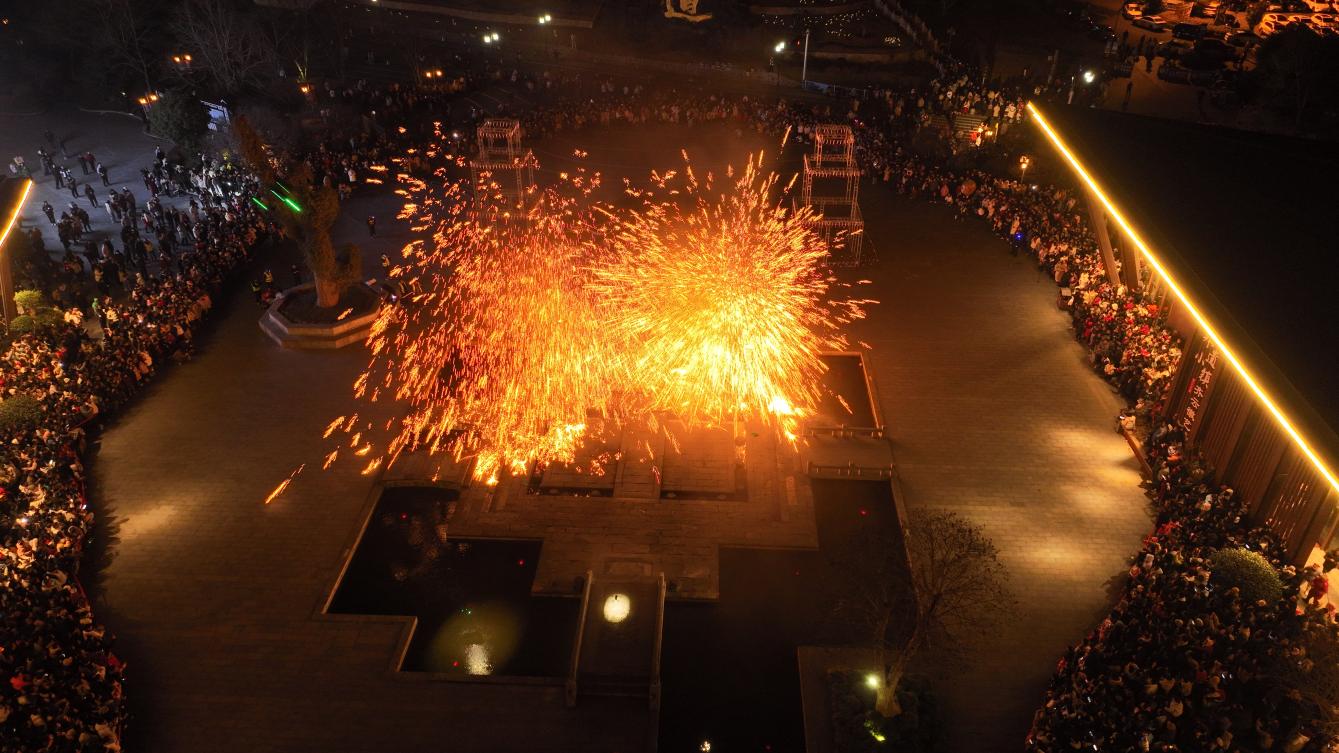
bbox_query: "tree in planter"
[835,509,1015,717]
[147,89,211,150]
[233,115,361,308]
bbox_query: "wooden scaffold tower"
[800,124,864,266]
[469,118,536,212]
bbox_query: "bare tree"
[172,0,274,95]
[837,509,1015,717]
[89,0,157,91]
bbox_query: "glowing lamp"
[865,672,881,689]
[1082,69,1096,84]
[602,593,631,624]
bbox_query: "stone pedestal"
[259,282,381,349]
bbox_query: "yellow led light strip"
[1028,102,1339,498]
[0,178,33,251]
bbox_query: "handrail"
[649,573,667,710]
[807,461,895,479]
[565,569,594,707]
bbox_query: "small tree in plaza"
[147,89,211,149]
[0,394,43,433]
[1208,547,1283,605]
[10,289,64,333]
[837,509,1015,717]
[233,115,360,308]
[171,0,274,96]
[14,290,45,316]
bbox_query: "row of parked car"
[1254,10,1339,37]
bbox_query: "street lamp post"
[801,28,810,83]
[1019,155,1031,180]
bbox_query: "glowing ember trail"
[264,464,305,505]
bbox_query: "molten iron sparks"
[330,130,871,482]
[353,134,615,482]
[264,464,305,505]
[592,154,866,433]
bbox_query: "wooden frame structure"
[469,118,536,210]
[800,125,864,266]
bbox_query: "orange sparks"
[264,464,305,505]
[322,127,871,482]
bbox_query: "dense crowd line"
[1026,422,1338,752]
[2,145,275,749]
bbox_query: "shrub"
[8,315,36,333]
[1210,547,1283,604]
[14,289,44,315]
[34,309,63,327]
[0,394,43,432]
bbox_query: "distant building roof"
[1033,104,1339,481]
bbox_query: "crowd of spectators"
[1026,421,1337,752]
[1,151,276,749]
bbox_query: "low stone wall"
[259,282,380,349]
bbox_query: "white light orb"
[603,593,631,624]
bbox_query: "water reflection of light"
[464,643,493,675]
[424,602,522,674]
[603,593,631,624]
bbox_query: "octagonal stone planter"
[259,282,381,349]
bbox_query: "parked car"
[1121,2,1144,19]
[1225,31,1259,48]
[1191,1,1222,18]
[1134,15,1171,31]
[1157,61,1193,82]
[1173,22,1209,39]
[1158,38,1196,58]
[1089,22,1117,40]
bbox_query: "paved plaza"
[63,122,1154,752]
[850,198,1152,751]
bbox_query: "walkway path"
[851,191,1152,752]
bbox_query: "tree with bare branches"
[88,0,158,92]
[837,509,1015,717]
[172,0,274,96]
